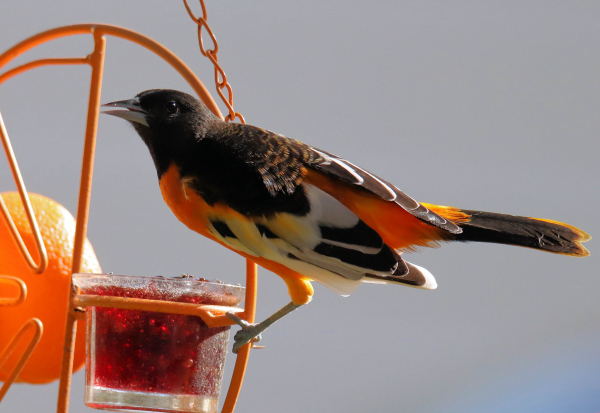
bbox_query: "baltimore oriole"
[102,89,590,353]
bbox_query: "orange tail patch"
[420,203,472,224]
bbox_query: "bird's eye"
[165,101,179,115]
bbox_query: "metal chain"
[183,0,245,124]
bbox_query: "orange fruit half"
[0,192,101,384]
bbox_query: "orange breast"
[159,163,215,239]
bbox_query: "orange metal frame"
[0,24,258,413]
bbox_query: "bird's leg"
[226,301,302,353]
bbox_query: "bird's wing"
[214,125,459,251]
[308,148,461,234]
[223,125,460,234]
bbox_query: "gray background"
[1,1,599,412]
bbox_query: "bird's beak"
[101,98,149,126]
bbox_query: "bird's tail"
[421,204,591,257]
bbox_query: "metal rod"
[73,295,243,328]
[0,57,89,86]
[0,318,43,403]
[56,30,106,413]
[0,113,48,273]
[222,261,258,413]
[0,276,27,307]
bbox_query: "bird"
[102,89,590,353]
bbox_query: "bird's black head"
[102,89,221,177]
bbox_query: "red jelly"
[73,274,244,413]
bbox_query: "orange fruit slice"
[0,192,101,384]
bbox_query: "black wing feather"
[310,148,462,234]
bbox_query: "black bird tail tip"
[527,216,591,257]
[423,204,591,257]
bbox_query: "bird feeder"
[75,274,245,412]
[0,22,258,413]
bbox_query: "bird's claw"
[231,324,263,353]
[226,312,264,353]
[226,302,301,353]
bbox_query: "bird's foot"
[226,312,265,354]
[226,302,302,353]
